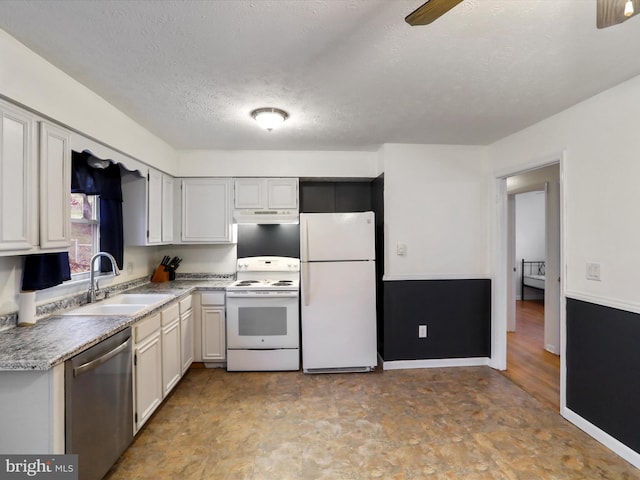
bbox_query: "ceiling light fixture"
[251,108,288,131]
[624,0,634,16]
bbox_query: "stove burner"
[272,281,293,286]
[236,280,259,286]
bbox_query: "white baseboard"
[563,407,640,469]
[382,357,490,370]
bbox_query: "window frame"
[69,193,100,279]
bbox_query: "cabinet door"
[147,169,162,244]
[161,318,181,396]
[0,102,36,252]
[234,178,265,209]
[134,331,162,430]
[201,306,226,361]
[161,174,174,243]
[39,122,71,249]
[180,308,194,373]
[267,178,298,209]
[181,178,232,243]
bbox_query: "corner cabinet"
[0,101,37,253]
[39,122,71,249]
[179,178,233,243]
[194,292,226,364]
[123,168,174,246]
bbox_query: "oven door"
[226,292,299,349]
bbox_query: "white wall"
[491,74,640,313]
[177,150,377,178]
[0,29,176,174]
[380,144,490,279]
[515,191,545,299]
[158,244,237,275]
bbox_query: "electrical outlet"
[418,325,427,338]
[126,261,134,275]
[586,262,601,281]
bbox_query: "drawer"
[201,292,225,306]
[161,302,180,326]
[134,312,161,343]
[179,295,192,314]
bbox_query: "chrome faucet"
[88,252,120,303]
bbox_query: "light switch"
[396,243,407,256]
[586,262,601,281]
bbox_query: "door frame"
[491,152,566,411]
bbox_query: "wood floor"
[500,299,561,412]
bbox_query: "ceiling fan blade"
[597,0,639,28]
[405,0,464,26]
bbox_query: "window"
[69,193,99,275]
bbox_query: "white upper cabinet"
[179,178,233,243]
[0,102,71,255]
[234,178,264,209]
[267,178,299,209]
[161,174,174,243]
[0,101,37,253]
[147,169,163,244]
[123,168,174,246]
[234,178,298,210]
[39,122,71,250]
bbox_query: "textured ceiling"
[0,0,639,151]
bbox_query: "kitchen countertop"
[0,278,233,371]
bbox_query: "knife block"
[151,264,169,283]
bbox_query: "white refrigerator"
[300,212,377,373]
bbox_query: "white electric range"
[225,256,300,371]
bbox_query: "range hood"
[233,209,299,224]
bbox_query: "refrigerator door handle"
[301,217,309,262]
[302,263,310,306]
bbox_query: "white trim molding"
[383,357,490,371]
[565,291,640,316]
[382,274,491,281]
[563,407,640,469]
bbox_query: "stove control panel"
[236,256,300,272]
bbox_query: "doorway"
[493,160,563,411]
[506,188,559,410]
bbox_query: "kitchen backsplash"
[237,224,300,258]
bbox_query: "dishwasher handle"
[73,337,131,377]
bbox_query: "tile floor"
[105,367,640,479]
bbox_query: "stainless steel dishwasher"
[65,327,133,480]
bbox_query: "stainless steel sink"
[62,293,174,316]
[104,293,174,305]
[62,303,149,316]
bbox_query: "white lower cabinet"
[161,303,181,396]
[133,296,196,433]
[202,306,226,361]
[194,292,226,364]
[133,313,163,431]
[179,295,194,373]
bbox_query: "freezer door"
[300,212,375,262]
[301,260,377,371]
